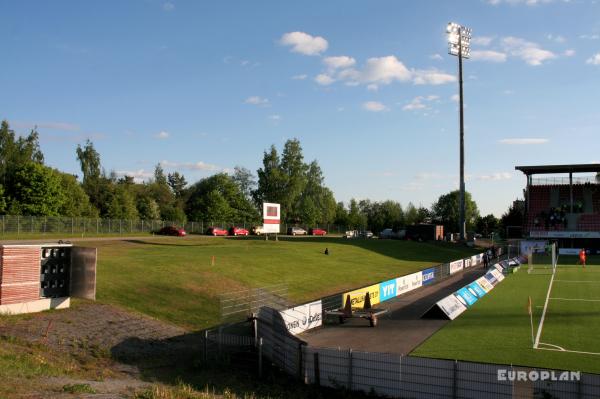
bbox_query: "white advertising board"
[520,240,548,255]
[436,294,468,320]
[396,271,423,296]
[279,300,322,335]
[490,269,505,282]
[476,276,494,292]
[559,248,581,255]
[449,259,464,274]
[262,203,280,234]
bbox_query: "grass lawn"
[412,255,600,374]
[77,236,478,330]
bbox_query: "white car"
[252,226,265,235]
[287,227,307,236]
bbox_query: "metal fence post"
[297,343,304,381]
[258,338,263,378]
[348,348,353,390]
[31,216,34,233]
[71,217,74,234]
[119,219,122,235]
[453,359,457,399]
[314,352,320,386]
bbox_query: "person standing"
[579,248,587,268]
[482,252,489,269]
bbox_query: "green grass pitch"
[412,254,600,374]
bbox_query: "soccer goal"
[527,242,558,275]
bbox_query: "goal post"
[527,242,557,274]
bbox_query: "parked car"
[379,228,395,239]
[229,226,249,236]
[359,230,374,239]
[287,226,307,236]
[156,226,186,237]
[309,228,327,236]
[206,226,228,236]
[251,225,265,235]
[344,230,358,238]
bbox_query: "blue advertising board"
[422,268,436,285]
[379,279,397,302]
[484,272,498,285]
[455,287,478,307]
[467,282,486,298]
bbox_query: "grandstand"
[516,164,600,247]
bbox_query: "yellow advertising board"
[342,283,380,308]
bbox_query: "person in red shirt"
[579,248,587,268]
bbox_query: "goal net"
[527,242,557,274]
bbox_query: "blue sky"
[2,0,600,217]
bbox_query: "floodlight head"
[447,22,472,58]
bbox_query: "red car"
[156,226,187,237]
[309,228,327,236]
[206,226,228,236]
[229,226,249,236]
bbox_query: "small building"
[0,243,96,315]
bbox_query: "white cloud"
[366,84,378,91]
[547,34,566,43]
[323,56,356,70]
[472,36,495,46]
[116,169,154,183]
[361,56,412,84]
[579,34,600,40]
[429,54,443,61]
[488,0,554,5]
[503,89,515,95]
[155,131,170,139]
[244,96,269,105]
[564,49,575,57]
[314,74,335,85]
[403,95,439,111]
[450,94,460,102]
[499,138,549,145]
[291,74,307,80]
[363,101,388,112]
[501,36,556,65]
[412,69,456,85]
[279,31,328,56]
[11,121,80,131]
[471,50,507,62]
[160,160,221,171]
[163,2,174,11]
[268,115,282,121]
[477,172,513,181]
[586,53,600,65]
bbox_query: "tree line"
[0,120,520,235]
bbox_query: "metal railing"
[220,283,290,322]
[531,176,600,186]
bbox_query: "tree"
[186,173,258,222]
[334,201,349,226]
[231,166,256,201]
[347,199,367,228]
[280,139,308,222]
[431,190,480,233]
[58,173,98,217]
[476,214,499,237]
[254,145,287,212]
[76,139,101,184]
[167,172,187,198]
[10,163,64,216]
[135,191,161,220]
[107,185,138,220]
[404,202,419,226]
[154,163,167,186]
[0,185,6,214]
[500,199,525,237]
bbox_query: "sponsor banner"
[495,262,507,271]
[491,269,505,282]
[508,258,520,267]
[559,248,581,255]
[455,287,478,307]
[343,284,380,308]
[422,268,436,285]
[484,271,498,286]
[279,300,322,335]
[467,281,487,298]
[476,276,494,292]
[530,231,600,239]
[262,202,281,233]
[396,271,423,296]
[436,295,468,320]
[379,279,397,302]
[470,254,483,267]
[464,258,472,268]
[520,240,547,255]
[449,259,464,274]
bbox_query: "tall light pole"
[447,22,471,242]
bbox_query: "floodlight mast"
[447,22,471,242]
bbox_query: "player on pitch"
[579,248,586,268]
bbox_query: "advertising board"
[262,202,280,233]
[490,269,505,282]
[436,294,468,320]
[455,287,478,307]
[449,259,464,274]
[520,240,548,255]
[484,271,498,285]
[343,284,380,308]
[467,281,487,298]
[476,276,494,292]
[470,254,482,267]
[559,248,581,255]
[422,268,436,285]
[396,271,423,296]
[279,300,322,335]
[379,279,397,302]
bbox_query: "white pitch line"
[550,297,600,302]
[534,265,557,349]
[554,280,600,283]
[536,344,600,356]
